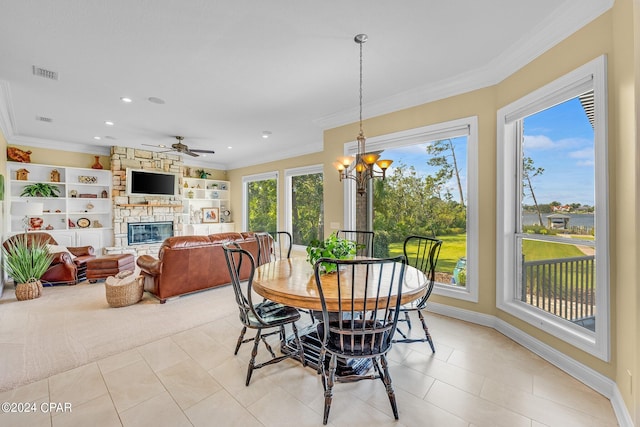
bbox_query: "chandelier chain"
[359,39,363,136]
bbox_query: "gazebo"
[546,213,571,229]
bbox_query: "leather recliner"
[2,232,96,285]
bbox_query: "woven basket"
[105,275,144,308]
[15,279,42,301]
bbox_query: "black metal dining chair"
[256,231,293,265]
[313,256,406,425]
[222,242,305,386]
[337,230,375,257]
[393,235,443,353]
[274,231,292,260]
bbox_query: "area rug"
[0,281,237,392]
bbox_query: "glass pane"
[519,91,596,330]
[247,178,277,232]
[520,237,596,330]
[291,173,324,246]
[372,136,468,286]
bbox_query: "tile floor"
[0,310,618,427]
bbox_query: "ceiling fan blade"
[142,143,173,153]
[183,150,200,157]
[189,149,216,154]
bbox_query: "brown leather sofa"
[2,232,96,285]
[136,232,264,303]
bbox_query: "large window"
[284,165,324,248]
[497,56,609,360]
[344,117,478,302]
[242,172,278,232]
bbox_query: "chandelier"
[334,34,392,196]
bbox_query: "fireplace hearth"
[128,221,173,245]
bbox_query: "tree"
[425,139,465,206]
[247,179,277,231]
[522,156,545,226]
[291,173,324,245]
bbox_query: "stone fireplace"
[108,147,183,257]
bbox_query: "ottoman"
[87,254,135,283]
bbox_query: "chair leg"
[246,329,262,386]
[322,354,337,425]
[404,310,412,330]
[291,322,306,366]
[417,309,435,353]
[234,326,247,355]
[380,354,399,420]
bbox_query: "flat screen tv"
[126,169,177,196]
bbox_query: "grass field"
[388,234,466,274]
[388,233,592,274]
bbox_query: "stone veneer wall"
[110,147,183,257]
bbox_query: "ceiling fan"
[143,136,215,157]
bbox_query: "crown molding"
[315,0,614,130]
[224,139,323,170]
[0,81,16,138]
[9,134,110,156]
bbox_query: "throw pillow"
[46,244,77,260]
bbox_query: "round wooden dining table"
[253,257,429,312]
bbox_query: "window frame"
[496,55,609,360]
[342,116,479,302]
[242,171,279,232]
[284,164,324,250]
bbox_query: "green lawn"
[521,239,585,261]
[388,233,590,274]
[388,234,467,274]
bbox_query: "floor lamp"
[10,201,44,234]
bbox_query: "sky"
[522,97,594,206]
[380,96,594,206]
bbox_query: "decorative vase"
[15,279,42,301]
[91,156,103,170]
[29,217,43,230]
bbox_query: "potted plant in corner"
[20,182,61,197]
[2,234,53,300]
[306,233,358,273]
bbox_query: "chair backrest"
[3,232,57,251]
[222,242,261,326]
[403,235,443,303]
[313,256,406,357]
[337,230,375,257]
[255,232,274,265]
[256,231,292,264]
[274,231,292,260]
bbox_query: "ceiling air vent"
[32,66,58,81]
[35,116,53,123]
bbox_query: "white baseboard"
[428,302,634,427]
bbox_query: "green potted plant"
[306,233,358,273]
[195,169,210,179]
[2,234,53,300]
[20,183,61,197]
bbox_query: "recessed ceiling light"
[104,121,114,126]
[148,97,165,104]
[93,136,101,140]
[120,97,132,103]
[158,144,166,148]
[227,146,232,149]
[262,131,272,139]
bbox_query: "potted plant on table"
[2,234,53,300]
[306,233,358,273]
